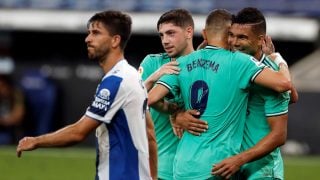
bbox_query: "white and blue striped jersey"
[85,60,151,180]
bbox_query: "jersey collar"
[205,45,222,50]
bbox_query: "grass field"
[1,146,320,180]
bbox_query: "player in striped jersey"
[16,10,155,180]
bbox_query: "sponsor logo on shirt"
[91,88,111,111]
[99,89,110,99]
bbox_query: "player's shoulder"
[197,45,234,58]
[105,60,137,79]
[232,51,261,65]
[262,55,278,70]
[104,61,142,87]
[143,53,170,62]
[232,50,252,59]
[176,50,200,62]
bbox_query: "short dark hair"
[87,10,132,50]
[232,7,266,35]
[205,9,232,31]
[157,8,194,31]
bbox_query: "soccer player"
[148,9,292,179]
[212,7,298,179]
[16,10,156,180]
[138,9,208,179]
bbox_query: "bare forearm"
[152,100,169,113]
[144,77,157,92]
[261,53,292,92]
[146,112,158,179]
[212,131,285,178]
[144,61,180,92]
[289,85,299,104]
[148,138,158,180]
[151,100,178,114]
[34,124,85,148]
[272,64,292,92]
[17,116,99,157]
[237,131,285,164]
[268,52,291,81]
[237,115,287,164]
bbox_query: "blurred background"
[0,0,319,156]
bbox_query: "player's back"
[159,45,264,179]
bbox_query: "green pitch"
[1,146,319,180]
[0,146,95,180]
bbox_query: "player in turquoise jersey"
[139,9,196,180]
[148,9,292,180]
[212,7,298,179]
[241,56,289,180]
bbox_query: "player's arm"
[289,84,299,104]
[151,100,180,115]
[146,111,158,180]
[148,84,170,109]
[172,109,208,136]
[16,115,100,157]
[144,61,180,91]
[254,63,292,93]
[266,52,298,102]
[237,114,287,162]
[263,49,298,103]
[212,114,287,179]
[255,52,293,92]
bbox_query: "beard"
[87,51,98,60]
[87,46,109,62]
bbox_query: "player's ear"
[111,35,121,48]
[201,29,207,41]
[185,26,193,39]
[258,34,265,47]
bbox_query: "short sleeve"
[264,91,290,117]
[85,75,125,123]
[233,52,265,90]
[157,73,179,98]
[139,55,156,81]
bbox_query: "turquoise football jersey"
[241,54,290,180]
[158,46,265,179]
[140,53,180,179]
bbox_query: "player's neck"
[100,50,124,73]
[181,45,194,56]
[254,51,264,62]
[208,41,228,49]
[207,34,229,49]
